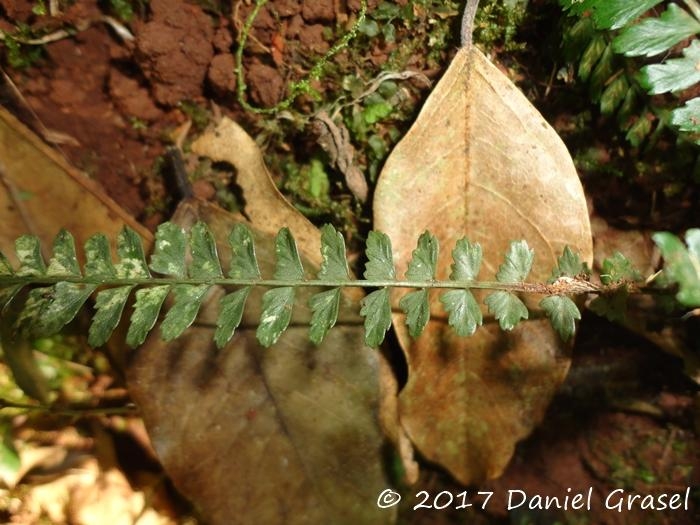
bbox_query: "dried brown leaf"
[373,47,593,484]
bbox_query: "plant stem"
[0,274,623,295]
[0,398,138,416]
[461,0,481,48]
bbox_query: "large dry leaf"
[0,106,150,257]
[373,47,593,483]
[127,118,393,525]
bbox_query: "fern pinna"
[0,222,600,349]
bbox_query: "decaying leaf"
[127,118,394,525]
[373,42,593,483]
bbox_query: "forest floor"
[0,0,698,524]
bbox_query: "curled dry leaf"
[127,118,394,525]
[373,46,593,483]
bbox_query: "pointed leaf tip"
[318,224,349,281]
[496,240,534,283]
[47,229,80,277]
[450,238,482,281]
[274,228,304,281]
[229,223,261,280]
[190,222,223,279]
[540,295,581,341]
[440,289,482,337]
[309,288,342,345]
[150,222,187,278]
[364,231,395,281]
[116,227,150,279]
[15,235,46,277]
[84,234,117,278]
[257,287,296,347]
[484,290,528,331]
[399,289,430,338]
[405,231,438,282]
[360,288,391,347]
[215,287,251,348]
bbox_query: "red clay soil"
[1,0,358,225]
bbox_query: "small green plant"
[560,0,700,145]
[1,25,45,69]
[2,222,691,354]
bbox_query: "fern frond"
[560,0,700,143]
[0,223,616,349]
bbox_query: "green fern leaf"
[613,4,700,58]
[47,230,80,277]
[215,288,250,347]
[161,284,210,341]
[600,252,641,284]
[116,227,150,279]
[126,285,170,347]
[670,98,700,139]
[653,229,700,306]
[149,222,186,278]
[274,228,304,280]
[589,288,629,322]
[28,282,96,337]
[257,287,295,347]
[399,289,430,338]
[589,43,615,101]
[578,34,606,82]
[640,41,700,94]
[89,287,132,347]
[540,295,581,341]
[84,234,117,278]
[15,235,45,277]
[229,224,261,280]
[405,232,438,281]
[360,288,391,347]
[450,238,482,281]
[364,231,395,280]
[484,291,528,331]
[589,0,664,30]
[189,222,223,279]
[496,240,534,283]
[318,224,349,280]
[440,289,482,337]
[309,288,341,344]
[553,246,586,278]
[600,75,628,116]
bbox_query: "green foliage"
[540,295,581,341]
[560,0,700,144]
[2,26,44,70]
[589,251,641,323]
[653,229,700,306]
[483,240,533,331]
[599,252,641,285]
[0,224,634,352]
